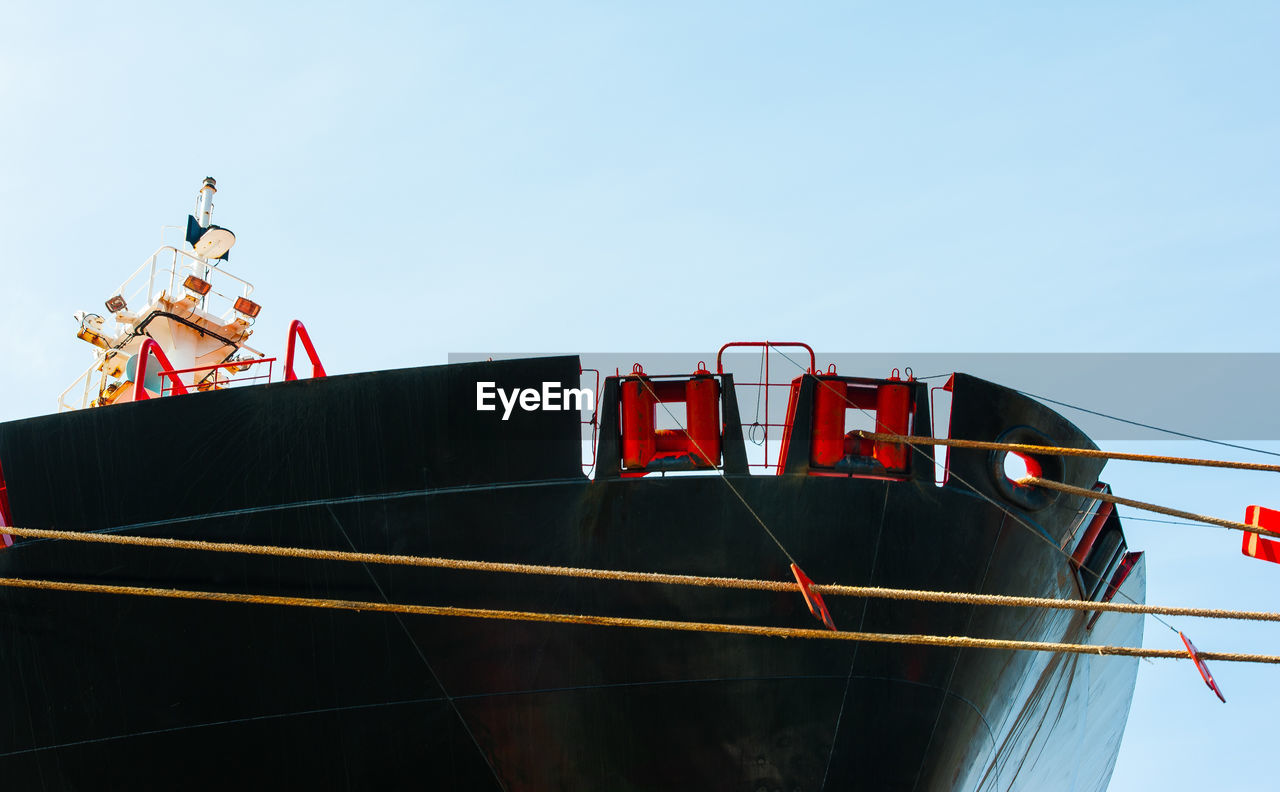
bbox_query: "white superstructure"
[59,178,266,410]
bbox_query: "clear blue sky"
[2,2,1278,788]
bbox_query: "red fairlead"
[620,364,722,475]
[808,368,917,477]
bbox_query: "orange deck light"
[183,275,212,296]
[233,297,262,319]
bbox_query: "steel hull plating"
[0,358,1144,790]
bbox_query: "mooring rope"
[5,526,1279,623]
[853,431,1280,474]
[763,352,1173,627]
[1014,388,1280,460]
[747,348,1263,642]
[1017,477,1280,539]
[0,576,1274,664]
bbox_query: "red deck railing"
[285,319,326,381]
[158,358,277,397]
[132,338,189,401]
[716,342,817,471]
[130,319,323,402]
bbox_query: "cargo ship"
[0,180,1145,790]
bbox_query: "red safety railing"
[158,358,277,397]
[125,321,322,403]
[132,338,189,401]
[285,319,327,381]
[716,342,817,471]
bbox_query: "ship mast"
[196,177,216,229]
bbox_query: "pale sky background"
[2,2,1278,789]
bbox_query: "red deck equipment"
[873,370,912,470]
[620,365,722,473]
[808,369,916,476]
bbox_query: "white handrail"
[57,359,103,412]
[111,246,254,310]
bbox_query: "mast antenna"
[195,177,216,228]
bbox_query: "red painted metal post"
[0,457,13,548]
[133,338,189,401]
[285,319,327,382]
[764,345,770,468]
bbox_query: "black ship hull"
[0,357,1144,790]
